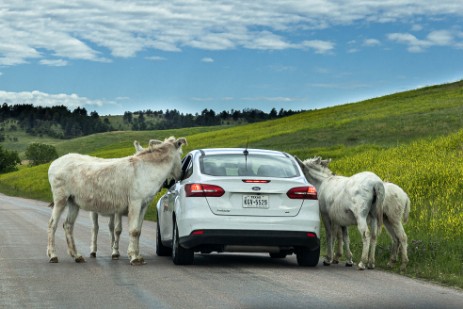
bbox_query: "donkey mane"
[136,136,186,157]
[133,137,187,164]
[301,157,334,177]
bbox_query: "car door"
[160,154,193,244]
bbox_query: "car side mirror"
[163,179,175,188]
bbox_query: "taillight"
[185,183,225,197]
[286,186,317,200]
[242,179,270,183]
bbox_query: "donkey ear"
[315,156,322,164]
[320,158,331,167]
[293,156,306,169]
[134,140,144,153]
[176,137,187,148]
[148,139,162,147]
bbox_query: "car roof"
[192,148,291,157]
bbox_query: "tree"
[269,108,278,119]
[25,143,58,166]
[123,111,133,123]
[0,145,20,173]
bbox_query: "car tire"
[156,222,172,257]
[295,246,320,267]
[172,220,194,265]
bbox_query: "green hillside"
[1,80,463,288]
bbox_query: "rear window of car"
[200,153,300,178]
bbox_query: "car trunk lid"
[203,177,310,217]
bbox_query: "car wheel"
[295,246,320,267]
[172,220,194,265]
[156,222,172,257]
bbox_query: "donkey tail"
[402,195,411,224]
[372,181,385,234]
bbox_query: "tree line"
[0,103,111,139]
[1,103,304,139]
[124,107,301,130]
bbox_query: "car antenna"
[243,138,249,170]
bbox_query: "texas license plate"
[242,195,269,208]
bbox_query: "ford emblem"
[252,186,261,191]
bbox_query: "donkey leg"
[333,226,343,264]
[89,212,99,258]
[111,214,122,260]
[367,218,378,269]
[127,202,147,265]
[322,216,334,266]
[384,220,399,267]
[356,219,370,270]
[396,223,409,271]
[341,226,354,267]
[63,203,85,263]
[47,196,67,263]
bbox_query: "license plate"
[243,195,269,208]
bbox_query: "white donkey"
[382,182,410,270]
[47,136,187,265]
[89,139,164,259]
[332,182,410,271]
[295,156,385,270]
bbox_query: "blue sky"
[1,1,463,116]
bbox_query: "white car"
[155,148,320,266]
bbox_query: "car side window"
[181,155,193,180]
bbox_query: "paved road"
[1,193,462,309]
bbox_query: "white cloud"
[363,39,381,47]
[411,24,423,32]
[146,56,167,61]
[201,57,214,63]
[0,90,112,110]
[39,59,68,66]
[1,1,463,65]
[268,65,296,72]
[300,40,335,54]
[427,30,454,46]
[388,30,460,52]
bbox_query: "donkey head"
[294,155,334,184]
[165,137,187,181]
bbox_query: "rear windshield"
[200,153,300,178]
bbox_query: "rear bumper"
[179,229,320,250]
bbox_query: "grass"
[1,80,463,289]
[324,131,463,288]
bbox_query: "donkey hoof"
[90,252,96,258]
[323,260,331,266]
[49,256,59,263]
[345,262,354,267]
[130,257,146,266]
[332,259,340,265]
[112,254,120,260]
[75,256,86,263]
[368,263,375,269]
[357,262,366,270]
[387,260,398,268]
